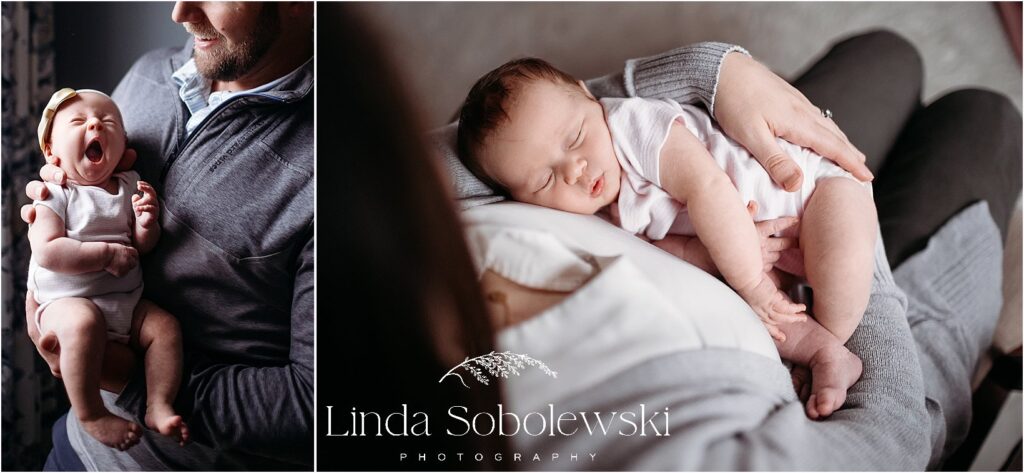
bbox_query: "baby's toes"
[805,394,820,419]
[119,428,140,451]
[159,415,183,436]
[812,388,844,419]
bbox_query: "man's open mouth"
[85,139,103,163]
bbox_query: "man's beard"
[188,6,281,82]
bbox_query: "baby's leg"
[774,317,863,419]
[40,298,141,450]
[801,177,878,343]
[129,299,188,445]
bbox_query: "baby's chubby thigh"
[799,175,877,342]
[38,297,108,352]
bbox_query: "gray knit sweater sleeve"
[584,42,749,116]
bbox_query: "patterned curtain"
[1,3,68,470]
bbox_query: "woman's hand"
[714,52,872,192]
[25,291,61,378]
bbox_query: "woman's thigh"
[792,30,924,171]
[873,89,1023,267]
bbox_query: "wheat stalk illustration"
[439,351,557,388]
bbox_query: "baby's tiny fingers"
[135,204,157,214]
[773,298,807,315]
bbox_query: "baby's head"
[38,88,127,186]
[457,58,620,215]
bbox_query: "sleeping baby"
[456,58,876,419]
[28,89,187,449]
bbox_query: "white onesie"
[27,171,143,343]
[601,97,862,275]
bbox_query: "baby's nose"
[86,118,103,130]
[574,160,588,184]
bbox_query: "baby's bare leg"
[773,316,863,419]
[129,300,188,445]
[41,298,141,450]
[801,177,878,343]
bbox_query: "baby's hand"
[740,276,807,342]
[105,243,139,277]
[132,181,159,228]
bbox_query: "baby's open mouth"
[85,140,103,162]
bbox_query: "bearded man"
[24,2,314,470]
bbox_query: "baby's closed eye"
[535,173,554,193]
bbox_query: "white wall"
[353,2,1022,128]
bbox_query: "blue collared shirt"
[171,57,308,135]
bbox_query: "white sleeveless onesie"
[28,171,143,343]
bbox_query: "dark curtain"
[2,2,69,470]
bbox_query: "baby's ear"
[116,148,137,172]
[42,143,57,163]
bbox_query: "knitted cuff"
[624,42,749,115]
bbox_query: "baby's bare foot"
[805,345,863,420]
[146,403,190,446]
[81,413,141,451]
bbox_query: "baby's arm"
[29,206,138,276]
[658,122,805,334]
[131,181,160,254]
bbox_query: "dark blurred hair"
[319,4,507,470]
[456,57,582,196]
